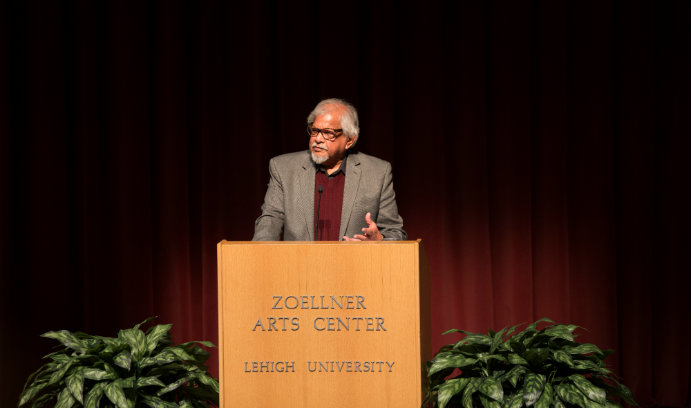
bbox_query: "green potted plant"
[18,318,219,408]
[425,318,637,408]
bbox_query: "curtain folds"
[1,1,688,407]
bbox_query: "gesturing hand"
[343,212,383,241]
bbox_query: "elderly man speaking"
[252,98,407,241]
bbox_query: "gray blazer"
[252,150,407,241]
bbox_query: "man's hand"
[343,212,383,241]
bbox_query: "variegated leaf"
[181,340,215,348]
[507,353,529,366]
[157,374,194,396]
[114,350,132,371]
[194,372,220,392]
[65,368,85,404]
[84,382,105,408]
[462,378,480,408]
[83,368,111,381]
[55,387,76,408]
[556,383,587,408]
[502,393,523,408]
[569,375,606,404]
[118,328,148,361]
[49,360,74,384]
[18,382,49,406]
[437,378,470,408]
[553,395,566,408]
[501,365,527,388]
[567,343,604,357]
[169,346,195,361]
[42,331,86,353]
[553,350,575,367]
[544,325,575,342]
[479,377,503,402]
[145,324,172,353]
[179,400,194,408]
[534,383,553,408]
[522,373,544,406]
[136,376,166,388]
[141,395,178,408]
[428,353,478,376]
[104,381,129,408]
[479,393,502,408]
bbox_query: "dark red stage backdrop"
[1,2,689,408]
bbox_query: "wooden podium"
[217,240,430,407]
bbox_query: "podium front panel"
[217,241,429,408]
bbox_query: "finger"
[352,234,368,240]
[365,212,373,225]
[344,235,362,241]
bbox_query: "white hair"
[307,98,360,145]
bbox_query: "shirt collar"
[316,154,347,177]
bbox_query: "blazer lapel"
[297,156,315,240]
[340,153,361,239]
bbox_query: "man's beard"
[311,152,328,164]
[310,142,329,164]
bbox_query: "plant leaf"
[553,350,575,367]
[83,368,113,381]
[104,381,129,408]
[479,393,502,408]
[523,373,544,406]
[438,378,470,408]
[503,393,523,408]
[136,376,166,388]
[193,372,220,393]
[42,331,87,354]
[65,368,85,404]
[140,395,178,408]
[556,383,587,408]
[462,378,480,408]
[180,340,216,348]
[18,382,50,407]
[49,360,74,384]
[114,350,132,371]
[135,316,158,330]
[567,343,605,357]
[569,375,606,404]
[501,365,527,388]
[141,350,177,368]
[145,324,172,353]
[118,327,148,362]
[479,377,503,402]
[534,383,553,408]
[507,353,529,366]
[157,374,195,396]
[84,382,105,408]
[55,387,76,408]
[168,346,195,361]
[544,325,575,342]
[428,353,478,376]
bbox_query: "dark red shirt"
[314,161,346,241]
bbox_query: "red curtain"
[1,1,689,407]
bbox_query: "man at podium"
[253,98,407,242]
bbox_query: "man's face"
[309,107,354,168]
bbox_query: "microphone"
[315,185,324,241]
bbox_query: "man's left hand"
[343,212,383,241]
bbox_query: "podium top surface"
[218,239,422,246]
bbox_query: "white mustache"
[311,142,329,151]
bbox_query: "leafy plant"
[425,318,637,408]
[18,318,219,408]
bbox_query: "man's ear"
[345,136,356,150]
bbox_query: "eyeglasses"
[307,126,343,142]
